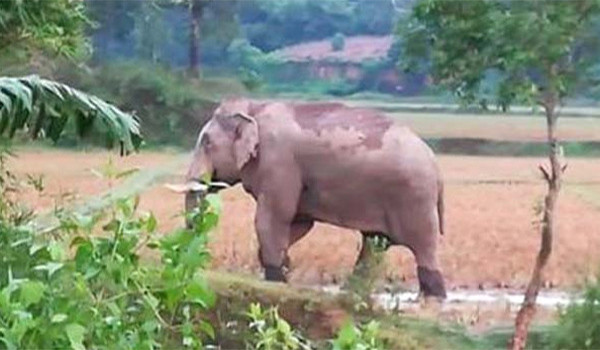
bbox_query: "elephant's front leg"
[255,198,294,282]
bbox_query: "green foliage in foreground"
[244,303,387,350]
[551,278,600,349]
[331,320,387,350]
[0,75,142,153]
[246,303,313,350]
[0,157,218,349]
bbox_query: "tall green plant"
[0,158,220,349]
[245,303,312,350]
[331,320,386,350]
[551,279,600,350]
[0,76,142,153]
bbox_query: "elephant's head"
[168,98,260,227]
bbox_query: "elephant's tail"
[437,181,445,236]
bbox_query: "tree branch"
[538,165,551,183]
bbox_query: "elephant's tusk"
[164,181,230,193]
[208,181,230,189]
[164,182,208,193]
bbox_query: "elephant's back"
[290,102,397,152]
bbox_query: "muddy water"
[320,285,581,310]
[373,290,581,310]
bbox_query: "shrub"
[331,320,387,350]
[331,33,346,52]
[0,157,220,349]
[243,302,387,350]
[551,277,600,349]
[245,303,313,350]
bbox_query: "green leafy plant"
[0,155,220,349]
[331,320,386,350]
[551,277,600,350]
[245,303,313,350]
[0,75,142,153]
[345,236,389,312]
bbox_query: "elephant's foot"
[417,266,446,299]
[264,265,286,282]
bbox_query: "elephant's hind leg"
[383,200,446,299]
[400,209,446,299]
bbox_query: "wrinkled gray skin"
[184,97,446,298]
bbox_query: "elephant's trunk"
[183,144,213,228]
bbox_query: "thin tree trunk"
[510,96,563,350]
[188,0,203,78]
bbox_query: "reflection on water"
[320,285,581,310]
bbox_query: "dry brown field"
[9,149,600,293]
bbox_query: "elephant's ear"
[233,113,259,170]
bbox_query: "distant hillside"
[273,35,394,63]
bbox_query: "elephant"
[177,97,447,299]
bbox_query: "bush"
[331,33,346,52]
[227,39,285,92]
[331,320,387,350]
[245,303,313,350]
[0,156,220,349]
[551,278,600,349]
[243,303,387,350]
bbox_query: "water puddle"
[373,290,581,310]
[319,286,582,310]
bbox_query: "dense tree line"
[238,0,398,52]
[86,0,403,69]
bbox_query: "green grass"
[202,270,563,350]
[203,270,505,350]
[342,99,600,117]
[383,111,600,142]
[426,139,600,157]
[260,90,600,117]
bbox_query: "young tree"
[0,0,90,59]
[188,0,205,77]
[133,0,170,63]
[398,1,600,349]
[169,0,238,77]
